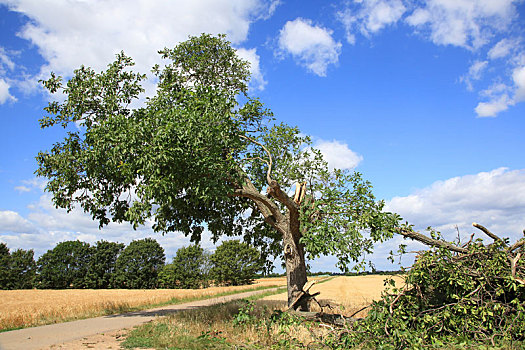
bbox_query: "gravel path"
[0,287,280,350]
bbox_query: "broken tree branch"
[472,223,506,245]
[397,228,468,254]
[510,252,521,278]
[289,280,317,311]
[509,238,525,253]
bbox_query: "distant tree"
[36,241,92,289]
[85,240,125,288]
[0,243,36,289]
[209,240,263,286]
[0,243,11,289]
[8,248,37,289]
[158,244,209,289]
[114,238,165,289]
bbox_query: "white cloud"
[14,186,31,193]
[277,18,341,76]
[314,139,363,170]
[1,0,274,92]
[475,94,511,117]
[236,48,267,90]
[0,210,38,234]
[337,0,406,43]
[406,0,518,49]
[386,168,525,244]
[474,65,525,117]
[488,38,520,60]
[461,60,488,91]
[0,189,227,258]
[0,48,15,72]
[513,65,525,101]
[0,78,16,104]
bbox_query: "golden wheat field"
[263,275,404,317]
[0,277,286,331]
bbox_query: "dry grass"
[263,275,404,317]
[121,275,405,349]
[122,299,324,349]
[0,277,286,331]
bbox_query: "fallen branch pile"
[325,223,525,349]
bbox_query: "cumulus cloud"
[475,94,511,117]
[337,0,406,43]
[334,0,523,117]
[0,190,218,258]
[406,0,518,49]
[0,210,38,234]
[475,65,525,117]
[236,48,267,90]
[314,139,363,170]
[1,0,274,93]
[277,18,341,76]
[386,168,525,244]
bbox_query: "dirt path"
[0,287,281,350]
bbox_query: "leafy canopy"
[0,243,36,290]
[36,240,92,289]
[209,240,263,286]
[114,238,165,289]
[158,244,209,289]
[37,34,397,272]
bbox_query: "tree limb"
[231,186,283,227]
[397,228,468,254]
[239,134,273,186]
[267,179,298,213]
[508,239,525,253]
[472,223,506,245]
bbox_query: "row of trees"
[0,239,263,290]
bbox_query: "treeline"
[0,239,263,290]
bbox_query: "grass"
[0,277,286,332]
[123,296,525,350]
[122,299,309,349]
[122,276,365,350]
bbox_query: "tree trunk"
[283,224,308,311]
[233,177,309,310]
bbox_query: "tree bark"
[233,174,309,310]
[283,220,308,310]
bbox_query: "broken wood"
[289,310,359,327]
[293,181,306,204]
[472,222,505,244]
[288,280,317,311]
[397,228,468,253]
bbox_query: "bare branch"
[239,134,273,186]
[472,223,506,244]
[397,228,468,254]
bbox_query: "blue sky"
[0,0,524,271]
